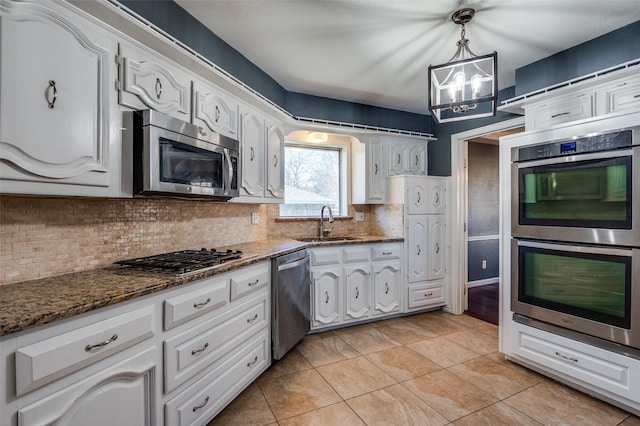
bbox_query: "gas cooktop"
[114,248,243,275]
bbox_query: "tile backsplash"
[0,197,403,285]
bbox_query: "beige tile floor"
[209,310,640,425]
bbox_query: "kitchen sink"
[296,236,363,243]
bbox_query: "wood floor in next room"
[466,283,499,325]
[208,310,639,426]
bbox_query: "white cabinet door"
[192,79,238,138]
[408,143,427,175]
[407,217,428,283]
[426,178,446,214]
[372,262,402,316]
[17,348,155,426]
[266,121,285,199]
[239,107,265,197]
[344,265,371,320]
[118,42,191,121]
[367,140,386,202]
[0,2,112,194]
[427,215,445,281]
[312,269,342,327]
[406,178,428,215]
[524,92,595,130]
[388,142,407,175]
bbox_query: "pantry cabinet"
[388,175,447,312]
[0,0,120,197]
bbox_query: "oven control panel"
[515,129,633,162]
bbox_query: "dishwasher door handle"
[278,256,309,272]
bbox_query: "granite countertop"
[0,236,402,337]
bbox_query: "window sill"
[275,216,354,222]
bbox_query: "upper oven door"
[511,146,639,246]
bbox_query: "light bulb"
[448,83,458,103]
[471,74,482,98]
[454,71,466,91]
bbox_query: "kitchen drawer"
[164,276,229,330]
[165,329,270,426]
[15,307,154,396]
[342,246,371,263]
[407,283,445,310]
[602,79,640,114]
[511,322,640,401]
[372,244,401,261]
[164,291,268,392]
[230,262,269,302]
[310,247,341,266]
[525,92,595,130]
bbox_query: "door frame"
[446,117,525,315]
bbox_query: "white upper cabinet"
[408,143,427,175]
[388,142,407,175]
[192,78,238,139]
[0,0,118,196]
[266,120,285,198]
[235,104,284,202]
[117,42,191,121]
[388,141,427,176]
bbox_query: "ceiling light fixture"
[307,131,328,143]
[428,4,497,123]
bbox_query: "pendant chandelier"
[428,5,497,123]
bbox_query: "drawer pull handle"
[248,279,260,287]
[385,283,389,294]
[551,111,570,118]
[155,77,162,99]
[193,297,211,308]
[355,287,359,299]
[634,94,640,98]
[424,292,433,297]
[47,80,57,109]
[325,291,329,304]
[247,355,258,367]
[246,313,258,323]
[192,396,210,412]
[555,351,578,363]
[382,251,392,256]
[85,334,118,352]
[191,342,209,355]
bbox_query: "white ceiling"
[175,0,640,114]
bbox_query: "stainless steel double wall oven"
[510,114,640,351]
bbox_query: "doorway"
[447,118,525,330]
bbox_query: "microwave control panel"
[515,129,633,162]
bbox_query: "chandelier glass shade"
[428,8,498,123]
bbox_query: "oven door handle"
[516,148,633,168]
[515,239,633,257]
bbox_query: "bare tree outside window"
[280,145,341,217]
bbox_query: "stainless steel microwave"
[124,110,240,200]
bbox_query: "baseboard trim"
[467,278,499,288]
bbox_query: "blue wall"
[120,1,639,175]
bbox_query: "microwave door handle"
[223,148,232,196]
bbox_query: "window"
[279,143,345,217]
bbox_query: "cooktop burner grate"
[115,248,243,275]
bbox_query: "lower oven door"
[511,239,640,349]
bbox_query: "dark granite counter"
[0,236,402,336]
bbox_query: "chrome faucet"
[319,204,334,238]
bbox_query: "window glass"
[279,144,341,217]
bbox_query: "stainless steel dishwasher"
[272,249,311,360]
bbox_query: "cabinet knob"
[47,80,57,109]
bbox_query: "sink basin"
[297,236,363,243]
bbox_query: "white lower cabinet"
[507,322,640,410]
[310,243,403,331]
[1,261,272,426]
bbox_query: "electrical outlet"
[482,260,487,270]
[251,212,260,225]
[355,212,365,222]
